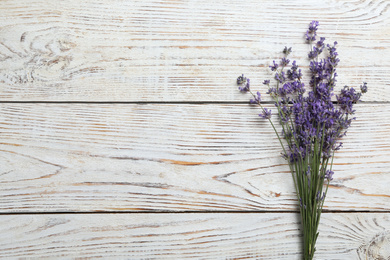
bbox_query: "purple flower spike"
[237,75,250,92]
[281,57,290,67]
[306,21,319,42]
[237,74,246,85]
[250,91,261,104]
[275,71,286,83]
[269,60,279,71]
[259,108,272,119]
[337,86,362,114]
[324,170,334,181]
[360,82,368,93]
[283,46,292,55]
[308,21,319,32]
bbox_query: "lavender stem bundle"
[237,21,367,260]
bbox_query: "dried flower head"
[237,74,250,92]
[283,46,292,55]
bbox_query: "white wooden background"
[1,0,389,259]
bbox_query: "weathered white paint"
[0,0,389,258]
[0,0,388,101]
[1,213,389,259]
[0,103,389,212]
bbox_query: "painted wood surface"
[0,0,389,101]
[1,213,390,259]
[0,103,389,212]
[1,0,390,259]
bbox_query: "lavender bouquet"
[237,21,367,259]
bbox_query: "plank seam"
[1,210,389,215]
[0,101,384,104]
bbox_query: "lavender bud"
[259,108,272,119]
[269,61,279,71]
[237,74,246,85]
[360,82,368,94]
[263,79,270,85]
[283,46,292,56]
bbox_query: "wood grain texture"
[0,0,389,101]
[1,1,389,258]
[1,103,389,212]
[0,213,389,259]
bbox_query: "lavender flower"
[283,46,292,55]
[274,71,286,83]
[269,60,279,71]
[316,191,325,202]
[306,166,311,176]
[237,74,250,92]
[337,86,362,114]
[287,61,302,81]
[266,87,277,96]
[308,20,319,32]
[280,57,290,67]
[237,74,246,85]
[361,82,368,93]
[250,91,261,104]
[305,21,319,42]
[324,170,334,181]
[237,21,367,260]
[259,108,272,119]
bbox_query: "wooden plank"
[0,0,388,101]
[0,213,389,259]
[0,103,389,212]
